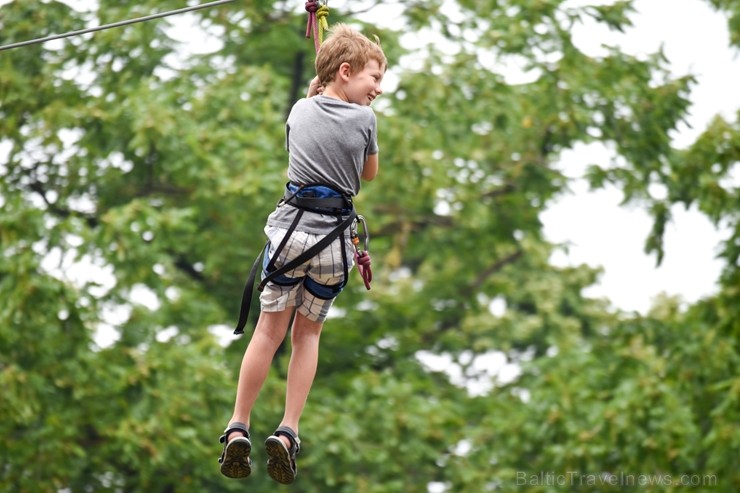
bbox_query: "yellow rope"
[317,4,329,44]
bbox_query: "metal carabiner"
[352,214,370,253]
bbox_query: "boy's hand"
[307,76,324,98]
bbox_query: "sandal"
[218,422,252,479]
[264,426,301,484]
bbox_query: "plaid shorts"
[259,225,355,322]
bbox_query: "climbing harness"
[234,182,371,334]
[0,0,236,52]
[304,0,330,53]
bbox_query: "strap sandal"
[264,426,301,484]
[218,422,252,479]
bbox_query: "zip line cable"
[0,0,236,53]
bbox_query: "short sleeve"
[367,111,379,155]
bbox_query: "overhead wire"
[0,0,236,53]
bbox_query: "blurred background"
[1,0,738,492]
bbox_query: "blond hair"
[315,24,387,86]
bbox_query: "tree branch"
[172,255,206,283]
[466,248,523,296]
[28,180,99,228]
[481,183,516,199]
[28,180,209,286]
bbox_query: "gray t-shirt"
[266,95,378,234]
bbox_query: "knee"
[254,311,291,348]
[255,324,285,348]
[291,314,323,344]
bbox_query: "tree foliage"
[1,0,737,492]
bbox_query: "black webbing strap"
[289,195,349,210]
[233,245,268,335]
[233,209,357,335]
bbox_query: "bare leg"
[278,311,324,446]
[228,309,294,441]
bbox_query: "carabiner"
[352,214,370,252]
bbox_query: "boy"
[218,24,386,484]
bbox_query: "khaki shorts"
[259,226,355,322]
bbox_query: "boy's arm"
[362,153,378,181]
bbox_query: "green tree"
[1,1,737,492]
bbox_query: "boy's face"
[345,59,385,106]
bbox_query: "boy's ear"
[338,62,352,81]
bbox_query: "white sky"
[542,0,738,313]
